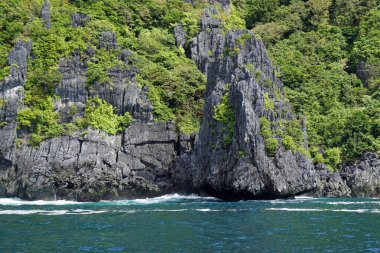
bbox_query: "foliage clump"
[17,97,63,146]
[263,92,274,111]
[259,117,279,156]
[213,92,235,145]
[78,97,132,135]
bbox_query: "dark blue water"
[0,195,379,253]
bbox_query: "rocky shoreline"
[0,4,379,201]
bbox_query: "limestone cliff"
[0,4,379,201]
[174,8,317,199]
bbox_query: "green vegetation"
[234,0,380,166]
[259,117,279,156]
[1,0,379,170]
[236,33,253,46]
[133,28,206,133]
[0,66,10,81]
[78,97,132,135]
[282,135,298,153]
[263,92,274,111]
[254,69,262,80]
[243,63,255,73]
[260,115,308,157]
[0,1,33,81]
[213,4,246,32]
[0,99,6,108]
[17,97,63,146]
[86,49,124,85]
[1,0,214,140]
[236,150,247,159]
[213,92,235,145]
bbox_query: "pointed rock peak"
[201,7,221,30]
[41,0,51,29]
[174,24,187,48]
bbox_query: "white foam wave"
[195,208,219,212]
[267,208,380,213]
[0,209,108,215]
[118,210,137,214]
[42,210,69,215]
[267,208,325,212]
[104,194,217,205]
[0,198,84,206]
[269,200,293,204]
[71,209,90,212]
[325,201,380,205]
[268,197,319,204]
[332,209,369,213]
[294,196,315,200]
[68,210,107,215]
[0,194,216,207]
[150,209,188,212]
[0,209,45,215]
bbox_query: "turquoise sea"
[0,195,379,252]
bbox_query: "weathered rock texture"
[71,12,90,27]
[0,41,32,169]
[41,0,52,29]
[99,32,118,50]
[1,123,193,201]
[0,7,379,201]
[340,152,380,197]
[314,166,352,197]
[174,8,317,199]
[174,24,187,48]
[56,49,152,123]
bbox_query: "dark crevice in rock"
[121,87,126,114]
[120,132,127,153]
[102,159,112,168]
[175,135,181,156]
[129,140,176,147]
[78,139,83,154]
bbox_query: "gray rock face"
[174,24,187,48]
[209,0,230,10]
[0,40,32,168]
[314,167,351,197]
[99,32,118,50]
[174,8,317,199]
[340,152,380,197]
[0,123,193,201]
[56,50,153,122]
[41,0,51,29]
[71,12,90,27]
[1,7,379,201]
[311,152,380,198]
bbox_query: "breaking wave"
[0,194,217,207]
[0,209,107,215]
[266,208,380,213]
[0,198,84,206]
